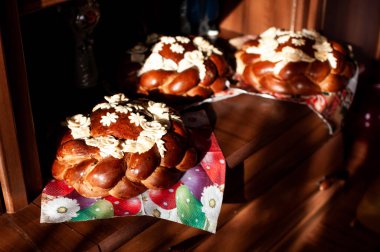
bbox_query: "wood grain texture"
[1,0,42,207]
[8,204,98,251]
[0,215,38,251]
[66,216,157,252]
[322,0,380,60]
[115,131,341,252]
[252,133,345,251]
[114,97,332,252]
[220,0,325,35]
[219,0,380,60]
[0,28,28,213]
[192,133,343,252]
[273,145,380,251]
[292,0,326,31]
[238,113,329,199]
[208,94,311,168]
[0,92,378,251]
[0,1,378,250]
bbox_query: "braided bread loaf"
[235,27,356,96]
[52,94,198,199]
[137,35,229,100]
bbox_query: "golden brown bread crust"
[90,109,142,139]
[138,36,230,100]
[235,27,356,96]
[52,94,198,199]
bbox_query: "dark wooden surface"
[0,94,379,251]
[0,0,42,213]
[0,5,29,213]
[0,0,377,250]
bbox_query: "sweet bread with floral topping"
[137,35,230,100]
[235,27,356,96]
[52,93,198,199]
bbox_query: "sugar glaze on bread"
[138,36,229,99]
[235,27,356,96]
[52,94,197,199]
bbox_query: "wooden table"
[0,94,349,251]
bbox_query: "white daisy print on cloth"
[142,195,178,222]
[201,185,223,231]
[41,197,80,223]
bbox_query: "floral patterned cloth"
[40,110,225,233]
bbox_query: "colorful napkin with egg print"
[202,68,358,135]
[40,110,225,233]
[189,73,358,136]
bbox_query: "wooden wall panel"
[0,0,42,212]
[376,31,380,60]
[220,1,245,33]
[220,0,379,60]
[221,0,291,35]
[220,0,326,36]
[304,0,326,29]
[322,0,380,60]
[0,34,28,213]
